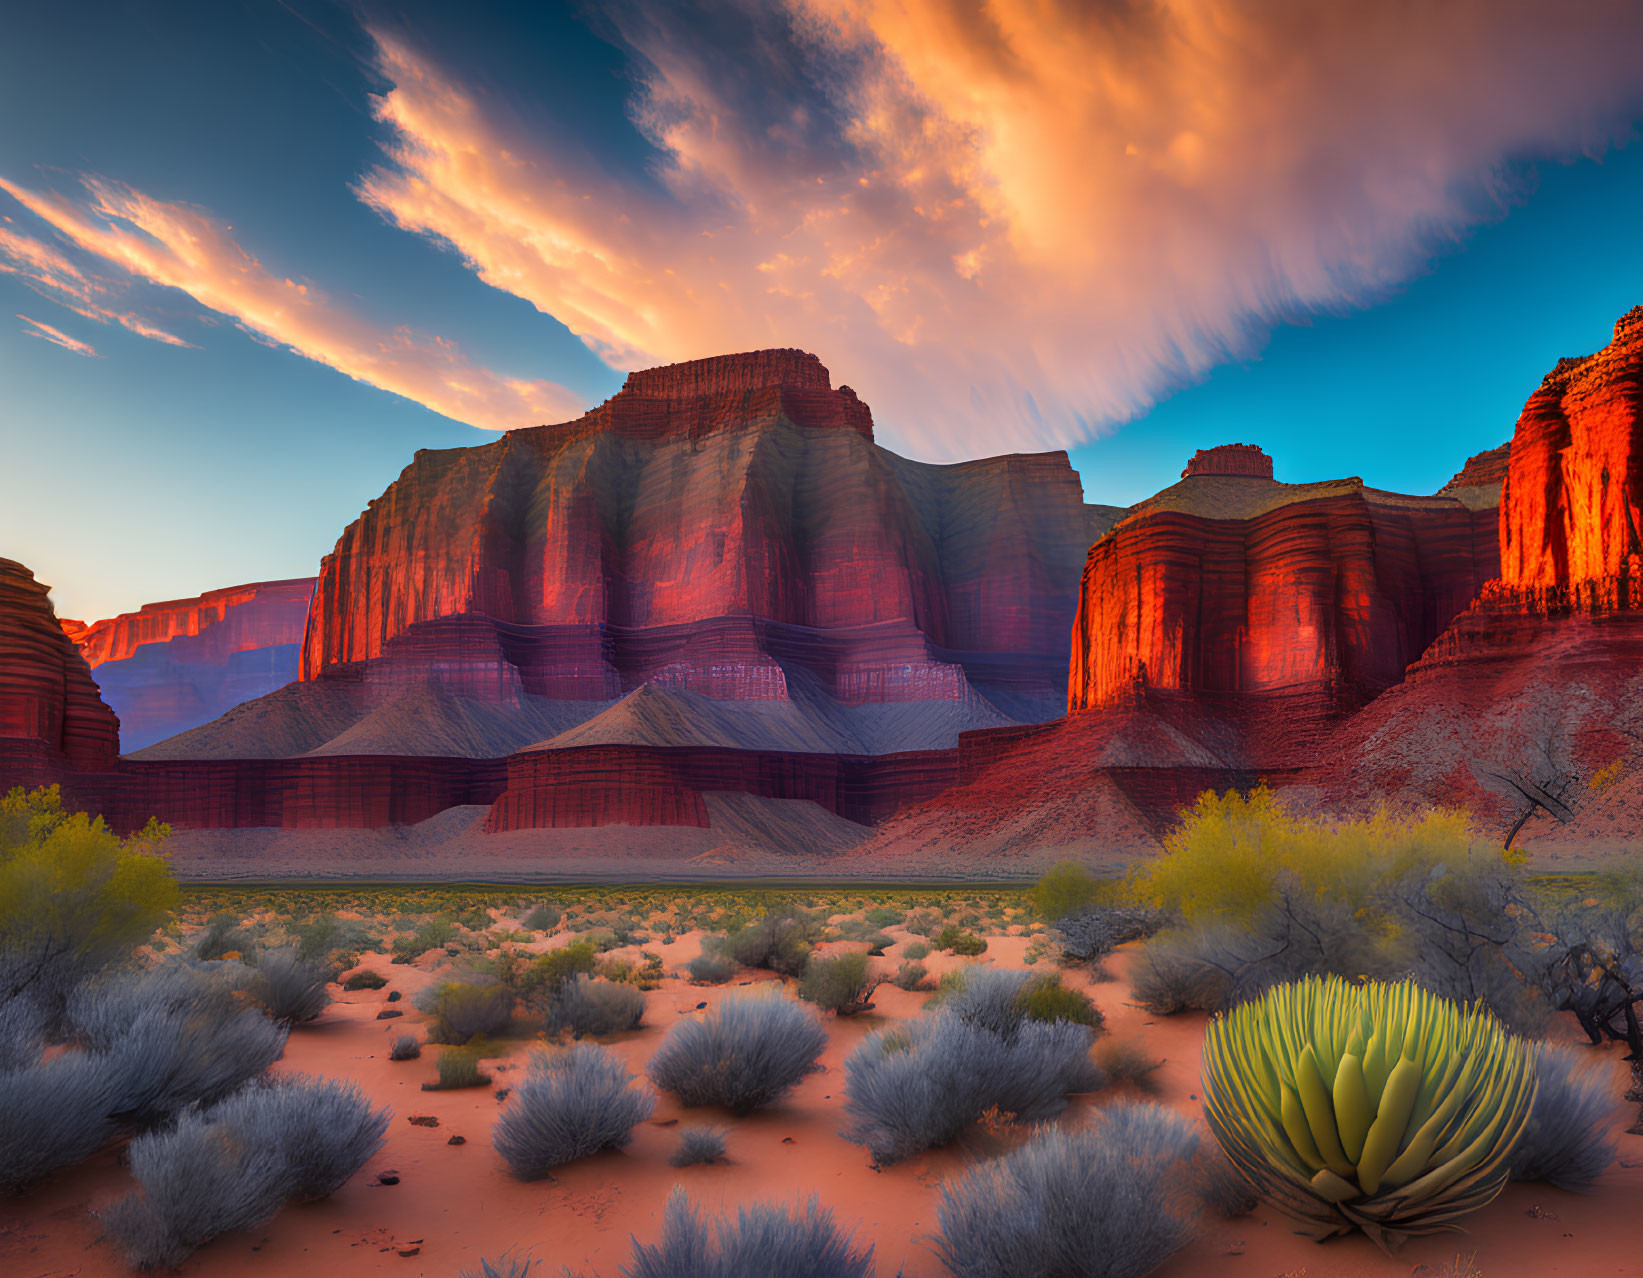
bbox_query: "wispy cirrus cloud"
[0,176,585,430]
[19,312,99,357]
[0,224,195,347]
[356,0,1643,459]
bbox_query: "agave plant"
[1202,975,1537,1252]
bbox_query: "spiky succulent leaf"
[1202,976,1537,1252]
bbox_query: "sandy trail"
[2,938,1637,1278]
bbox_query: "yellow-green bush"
[1015,977,1102,1030]
[1121,788,1553,1022]
[414,981,514,1044]
[0,785,177,1007]
[513,941,599,1009]
[1030,861,1110,922]
[1132,787,1482,927]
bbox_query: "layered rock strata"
[860,431,1521,863]
[0,558,121,780]
[482,744,957,832]
[1068,447,1500,720]
[22,350,1120,848]
[66,579,314,751]
[295,349,1114,729]
[1499,306,1643,593]
[1313,306,1643,844]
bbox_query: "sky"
[3,1,1643,623]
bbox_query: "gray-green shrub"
[1093,1038,1162,1093]
[247,947,332,1024]
[522,904,562,932]
[493,1045,655,1179]
[668,1126,727,1166]
[647,991,826,1114]
[102,1105,289,1269]
[291,913,369,967]
[192,914,252,961]
[549,975,645,1037]
[1509,1044,1619,1190]
[841,1012,1102,1165]
[931,1103,1200,1278]
[392,917,458,963]
[100,1074,386,1269]
[717,914,820,977]
[1,963,287,1190]
[797,951,872,1013]
[236,1074,389,1201]
[929,966,1099,1034]
[515,942,599,1009]
[623,1187,873,1278]
[1053,905,1167,962]
[69,963,288,1129]
[686,951,737,983]
[0,1050,119,1191]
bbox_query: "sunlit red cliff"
[62,579,313,751]
[295,348,1109,716]
[9,314,1643,871]
[1314,305,1643,845]
[1067,443,1497,719]
[0,350,1116,862]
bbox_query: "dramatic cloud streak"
[0,224,195,347]
[19,312,98,357]
[358,0,1643,459]
[0,176,584,430]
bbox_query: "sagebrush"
[647,990,826,1114]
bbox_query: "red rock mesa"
[64,579,314,751]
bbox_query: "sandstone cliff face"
[1311,305,1643,849]
[285,349,1109,748]
[861,439,1517,865]
[0,559,120,781]
[1439,442,1511,494]
[101,349,1109,844]
[71,579,314,667]
[1182,442,1272,479]
[1499,306,1643,594]
[64,579,314,751]
[483,744,956,832]
[1068,446,1499,716]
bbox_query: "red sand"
[2,939,1637,1278]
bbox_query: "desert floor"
[2,930,1638,1278]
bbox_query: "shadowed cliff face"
[1500,306,1643,592]
[1067,445,1500,714]
[62,579,314,752]
[296,349,1113,725]
[0,558,120,777]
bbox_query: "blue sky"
[1071,146,1643,501]
[3,1,1642,621]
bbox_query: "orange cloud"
[0,224,196,348]
[356,2,1643,459]
[0,176,584,430]
[19,313,99,357]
